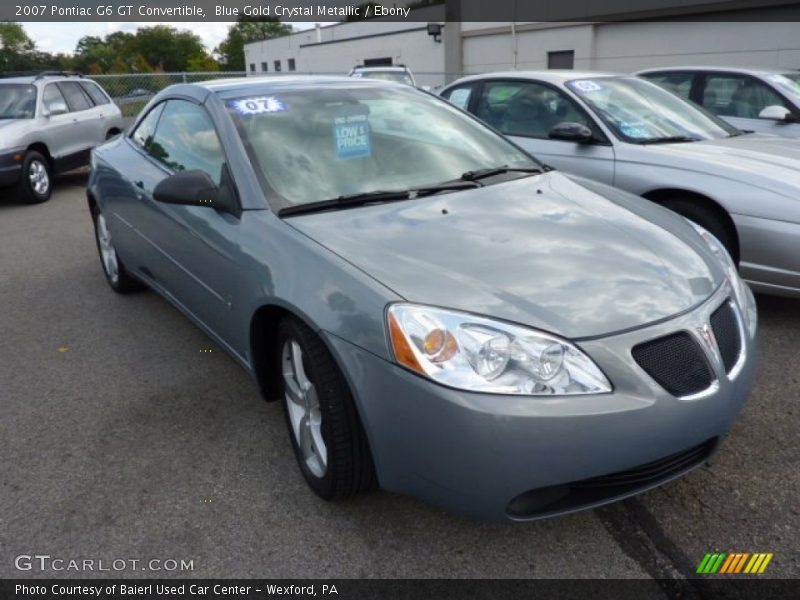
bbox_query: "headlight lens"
[387,304,612,395]
[686,220,756,336]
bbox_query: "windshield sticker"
[333,107,371,160]
[619,123,653,139]
[228,96,287,116]
[570,80,604,94]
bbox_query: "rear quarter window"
[81,81,111,106]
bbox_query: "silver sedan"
[441,71,800,297]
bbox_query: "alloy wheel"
[95,213,120,284]
[282,339,328,478]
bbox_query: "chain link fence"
[88,72,247,117]
[87,71,453,118]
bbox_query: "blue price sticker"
[332,108,371,160]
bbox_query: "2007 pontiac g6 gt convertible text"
[87,76,757,521]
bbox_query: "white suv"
[0,72,124,203]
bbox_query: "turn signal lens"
[422,328,458,363]
[388,310,423,373]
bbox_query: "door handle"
[134,181,144,189]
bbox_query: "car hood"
[0,119,26,146]
[633,134,800,197]
[287,172,722,339]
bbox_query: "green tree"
[215,18,292,71]
[132,25,208,72]
[0,23,38,71]
[73,26,217,74]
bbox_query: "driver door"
[472,79,616,185]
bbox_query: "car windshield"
[225,84,540,207]
[353,71,414,86]
[0,84,37,119]
[566,76,739,143]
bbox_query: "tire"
[91,205,144,294]
[660,198,738,264]
[17,150,52,204]
[276,317,376,499]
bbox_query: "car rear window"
[80,81,111,106]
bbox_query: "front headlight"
[686,220,756,336]
[387,304,612,395]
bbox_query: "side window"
[147,100,225,185]
[80,81,111,106]
[442,84,474,110]
[42,84,68,112]
[476,80,594,139]
[58,81,93,112]
[703,74,789,119]
[131,103,165,149]
[643,72,694,100]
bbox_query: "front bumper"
[325,283,757,521]
[0,146,25,187]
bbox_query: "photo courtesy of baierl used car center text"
[1,1,798,599]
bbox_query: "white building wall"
[245,24,446,87]
[461,21,800,76]
[462,24,595,73]
[592,21,800,71]
[246,20,800,86]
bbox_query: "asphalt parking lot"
[1,174,798,586]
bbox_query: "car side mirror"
[549,122,594,143]
[757,105,794,122]
[153,169,238,216]
[45,102,68,117]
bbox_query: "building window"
[249,63,256,72]
[274,60,282,72]
[261,62,268,72]
[288,58,296,71]
[547,51,574,69]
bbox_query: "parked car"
[348,65,416,86]
[638,66,800,137]
[0,71,124,203]
[128,87,155,98]
[87,76,756,521]
[441,71,800,297]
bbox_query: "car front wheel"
[17,151,52,204]
[661,198,738,264]
[276,317,376,500]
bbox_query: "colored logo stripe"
[697,553,726,574]
[698,552,773,574]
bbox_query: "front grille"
[632,332,713,397]
[710,301,742,373]
[507,438,718,519]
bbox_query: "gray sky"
[22,22,319,55]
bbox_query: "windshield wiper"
[460,165,542,181]
[635,135,699,145]
[414,181,481,197]
[279,190,411,217]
